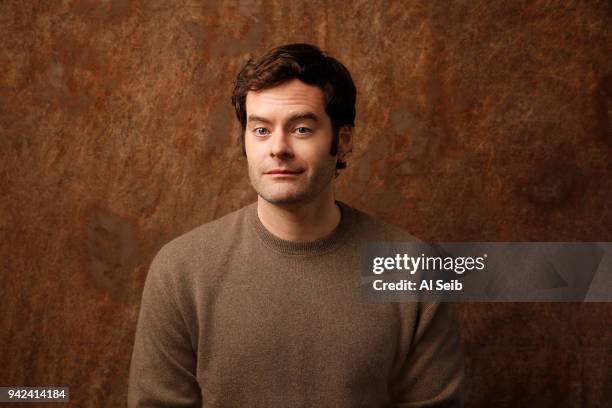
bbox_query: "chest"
[194,257,401,396]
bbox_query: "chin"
[261,194,305,205]
[258,189,313,206]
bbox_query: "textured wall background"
[1,0,610,406]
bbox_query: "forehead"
[245,79,326,116]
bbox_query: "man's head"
[231,43,357,205]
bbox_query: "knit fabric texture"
[128,201,464,407]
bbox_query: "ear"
[337,125,354,160]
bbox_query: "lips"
[265,169,304,175]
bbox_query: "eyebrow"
[247,112,321,126]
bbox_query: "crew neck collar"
[247,200,354,256]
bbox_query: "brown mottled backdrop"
[1,0,610,407]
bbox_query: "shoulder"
[150,202,255,275]
[341,201,420,243]
[169,203,252,251]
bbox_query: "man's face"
[244,79,339,206]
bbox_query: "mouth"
[265,169,304,175]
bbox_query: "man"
[128,43,464,407]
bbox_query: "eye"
[253,127,269,137]
[294,127,312,135]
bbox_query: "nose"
[270,130,294,159]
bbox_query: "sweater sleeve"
[127,246,201,407]
[389,302,465,407]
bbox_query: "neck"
[257,190,341,242]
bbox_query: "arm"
[128,246,201,407]
[390,302,465,407]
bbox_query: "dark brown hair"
[231,43,356,170]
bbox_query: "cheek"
[244,135,254,154]
[300,136,330,154]
[305,140,334,163]
[245,139,264,161]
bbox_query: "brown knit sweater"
[128,201,464,407]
